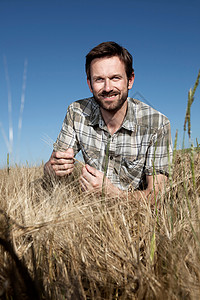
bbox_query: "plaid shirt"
[54,97,173,190]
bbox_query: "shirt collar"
[89,98,105,128]
[89,97,137,132]
[121,97,137,132]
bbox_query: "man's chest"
[75,123,153,168]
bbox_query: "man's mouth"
[104,95,116,99]
[100,92,119,99]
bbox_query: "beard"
[93,89,129,113]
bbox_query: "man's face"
[87,56,134,112]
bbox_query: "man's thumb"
[85,164,96,176]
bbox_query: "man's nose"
[104,78,112,92]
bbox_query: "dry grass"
[0,149,200,299]
[0,70,199,299]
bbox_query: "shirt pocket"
[119,157,145,189]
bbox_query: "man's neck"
[100,100,128,135]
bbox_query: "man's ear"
[87,78,93,93]
[128,72,135,90]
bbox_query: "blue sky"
[0,0,200,167]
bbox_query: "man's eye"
[112,76,120,81]
[94,78,103,83]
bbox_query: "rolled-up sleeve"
[53,106,80,155]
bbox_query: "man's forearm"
[98,177,154,202]
[118,185,163,208]
[115,187,151,200]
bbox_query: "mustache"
[99,91,119,97]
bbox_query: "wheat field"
[0,71,200,299]
[0,148,200,299]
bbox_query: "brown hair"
[85,41,134,81]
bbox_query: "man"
[44,41,173,201]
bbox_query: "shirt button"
[110,156,113,160]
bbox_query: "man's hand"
[80,164,120,197]
[44,148,74,177]
[80,165,167,205]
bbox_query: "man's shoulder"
[128,97,170,129]
[68,97,97,115]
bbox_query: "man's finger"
[81,167,92,183]
[52,163,74,171]
[53,148,74,159]
[85,164,97,176]
[54,167,74,176]
[51,158,74,165]
[80,175,88,187]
